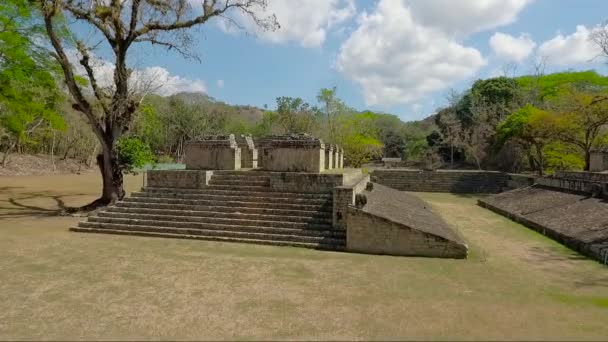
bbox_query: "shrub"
[116,136,156,174]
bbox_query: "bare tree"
[437,110,462,169]
[38,0,278,211]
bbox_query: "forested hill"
[147,92,266,126]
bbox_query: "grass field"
[0,173,607,340]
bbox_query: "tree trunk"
[66,143,125,213]
[450,144,454,169]
[2,140,17,168]
[584,150,591,171]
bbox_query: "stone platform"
[479,185,608,264]
[347,184,468,258]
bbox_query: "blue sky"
[107,0,608,122]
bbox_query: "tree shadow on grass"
[0,192,88,219]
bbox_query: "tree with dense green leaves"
[497,104,555,175]
[548,87,608,171]
[37,0,278,210]
[335,111,383,167]
[0,0,64,166]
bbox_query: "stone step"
[122,197,332,212]
[143,187,332,199]
[210,174,270,181]
[213,171,273,176]
[75,222,345,246]
[107,206,333,224]
[132,192,331,205]
[88,216,343,238]
[97,211,334,230]
[208,179,270,187]
[116,201,332,219]
[71,227,344,251]
[206,184,272,192]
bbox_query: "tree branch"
[76,42,111,116]
[41,2,108,147]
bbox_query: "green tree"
[497,104,555,175]
[275,97,318,134]
[549,87,608,171]
[0,0,64,166]
[37,0,278,210]
[336,111,383,167]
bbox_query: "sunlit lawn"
[0,173,606,340]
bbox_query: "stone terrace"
[479,185,608,264]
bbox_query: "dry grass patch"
[0,174,607,340]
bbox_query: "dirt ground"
[0,173,607,341]
[0,153,95,176]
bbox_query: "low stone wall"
[479,186,608,265]
[333,173,370,229]
[147,170,213,189]
[269,172,344,194]
[371,169,509,193]
[346,184,468,258]
[555,171,608,183]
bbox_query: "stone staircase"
[71,171,345,250]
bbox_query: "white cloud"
[407,0,533,36]
[68,50,206,96]
[136,66,207,95]
[490,32,536,62]
[336,0,486,106]
[216,79,225,89]
[219,0,356,47]
[538,25,603,66]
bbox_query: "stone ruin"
[590,148,608,172]
[184,134,241,170]
[236,135,258,169]
[256,134,326,173]
[72,132,469,260]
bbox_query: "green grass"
[0,174,607,340]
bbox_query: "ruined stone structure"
[325,144,334,170]
[71,136,470,259]
[184,135,241,170]
[347,184,468,258]
[236,135,258,169]
[257,135,325,173]
[372,169,509,193]
[590,149,608,172]
[480,185,608,265]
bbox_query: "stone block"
[184,135,241,170]
[257,134,325,173]
[589,149,608,172]
[325,144,334,170]
[236,135,258,169]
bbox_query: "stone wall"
[184,135,241,170]
[269,172,344,194]
[347,208,467,258]
[479,186,608,264]
[257,135,325,173]
[333,173,370,229]
[555,171,608,183]
[371,169,509,193]
[590,150,608,172]
[147,170,213,189]
[345,183,468,258]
